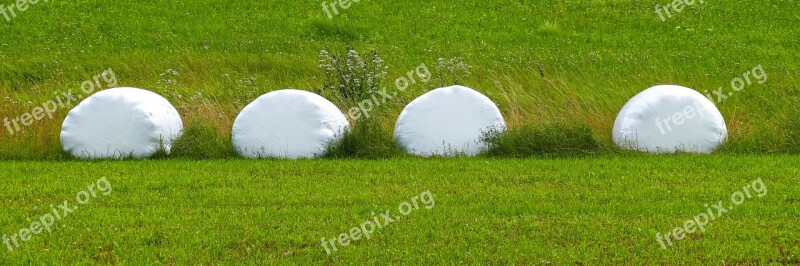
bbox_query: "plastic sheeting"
[60,87,183,159]
[613,85,727,154]
[232,89,349,159]
[394,85,506,157]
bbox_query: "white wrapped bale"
[60,87,183,159]
[232,89,349,159]
[394,85,506,157]
[613,85,727,154]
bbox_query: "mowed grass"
[1,0,800,158]
[0,156,798,264]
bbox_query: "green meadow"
[1,0,799,157]
[0,0,799,264]
[1,157,798,264]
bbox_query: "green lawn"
[0,156,797,264]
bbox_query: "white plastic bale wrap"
[232,89,350,159]
[394,85,506,157]
[60,87,183,159]
[613,85,727,154]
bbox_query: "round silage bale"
[60,87,183,159]
[613,85,727,154]
[232,89,349,159]
[394,85,506,157]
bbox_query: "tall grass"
[317,48,387,103]
[324,117,405,159]
[481,122,600,158]
[170,120,237,159]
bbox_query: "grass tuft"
[481,122,600,158]
[325,117,405,159]
[170,120,236,159]
[309,19,365,41]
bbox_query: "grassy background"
[1,2,799,263]
[0,156,798,264]
[1,0,799,159]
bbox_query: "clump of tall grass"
[317,48,404,159]
[170,120,236,159]
[431,57,472,87]
[324,116,405,159]
[781,116,800,153]
[481,122,600,157]
[318,48,387,103]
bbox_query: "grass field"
[1,0,799,158]
[1,156,798,264]
[1,0,799,264]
